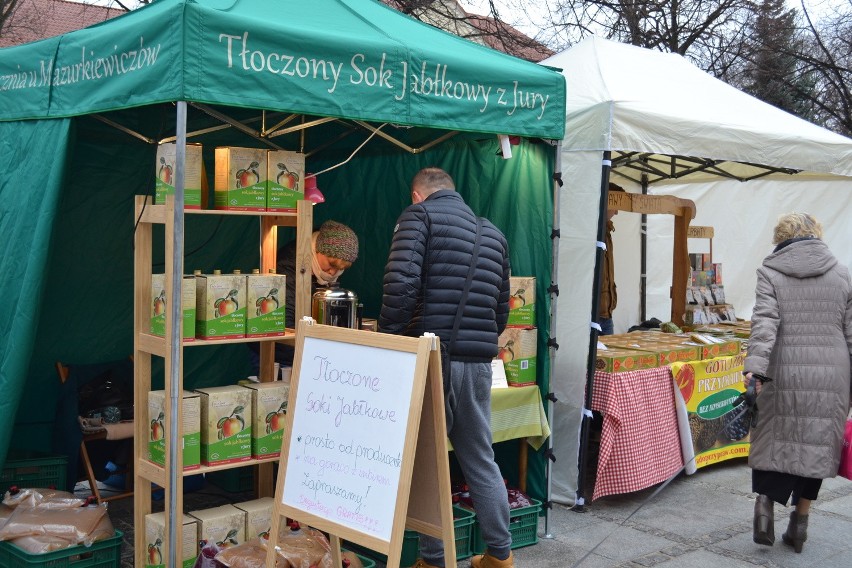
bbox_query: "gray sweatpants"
[420,360,511,566]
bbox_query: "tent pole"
[543,140,563,538]
[573,152,612,511]
[640,171,649,321]
[167,101,187,568]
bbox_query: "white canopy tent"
[542,36,852,505]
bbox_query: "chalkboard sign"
[282,335,417,541]
[268,320,456,567]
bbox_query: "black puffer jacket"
[379,190,511,361]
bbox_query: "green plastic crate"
[348,505,475,566]
[471,498,541,554]
[342,549,376,568]
[0,452,68,494]
[0,530,123,568]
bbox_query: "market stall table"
[449,385,550,493]
[590,368,683,500]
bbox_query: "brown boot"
[412,560,441,568]
[470,551,514,568]
[753,494,775,546]
[781,511,808,553]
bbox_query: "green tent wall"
[0,0,564,502]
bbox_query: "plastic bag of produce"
[214,538,288,568]
[0,503,106,544]
[3,487,85,510]
[276,522,332,568]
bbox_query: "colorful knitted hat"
[316,220,359,263]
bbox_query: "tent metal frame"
[612,151,801,185]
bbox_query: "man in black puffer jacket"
[379,167,513,568]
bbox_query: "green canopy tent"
[0,0,565,548]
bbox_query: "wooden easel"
[266,319,457,567]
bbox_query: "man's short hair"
[412,167,455,196]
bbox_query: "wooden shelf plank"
[138,456,281,480]
[138,333,166,357]
[185,332,295,347]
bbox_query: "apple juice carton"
[195,270,246,339]
[147,390,200,470]
[267,150,305,212]
[155,142,205,209]
[234,497,274,540]
[507,276,535,327]
[150,274,196,340]
[496,326,537,386]
[188,504,246,550]
[214,146,267,211]
[246,270,287,337]
[145,512,197,568]
[243,382,289,458]
[196,385,252,466]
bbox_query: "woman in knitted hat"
[248,220,359,373]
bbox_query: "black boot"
[753,494,775,546]
[782,511,808,553]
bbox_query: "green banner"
[0,0,565,139]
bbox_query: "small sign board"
[267,320,456,567]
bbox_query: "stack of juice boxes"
[146,380,289,474]
[496,276,537,387]
[214,147,305,212]
[150,268,287,341]
[154,144,306,212]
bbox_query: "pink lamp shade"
[304,174,325,204]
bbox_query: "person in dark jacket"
[248,220,359,374]
[745,212,852,553]
[379,167,513,568]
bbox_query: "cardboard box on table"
[507,276,535,327]
[147,390,201,470]
[594,346,659,374]
[497,326,537,386]
[188,504,246,549]
[195,385,252,466]
[234,497,274,541]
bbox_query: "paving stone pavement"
[95,460,852,567]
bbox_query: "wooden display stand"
[608,191,696,325]
[132,195,313,567]
[266,320,457,567]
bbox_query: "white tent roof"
[544,36,852,178]
[542,36,852,506]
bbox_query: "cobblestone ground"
[95,460,852,567]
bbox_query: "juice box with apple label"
[188,504,246,550]
[267,150,305,212]
[507,276,536,327]
[196,386,252,466]
[246,272,286,338]
[195,272,246,340]
[147,390,200,470]
[214,147,267,211]
[243,382,289,458]
[145,512,197,568]
[234,497,274,540]
[150,274,196,340]
[155,142,205,209]
[496,326,537,386]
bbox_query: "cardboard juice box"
[234,497,274,540]
[195,271,246,340]
[496,326,537,386]
[196,386,252,466]
[188,504,246,549]
[145,512,197,568]
[266,150,305,212]
[147,390,201,470]
[150,274,196,340]
[243,382,289,459]
[214,147,267,211]
[246,272,286,338]
[155,143,206,209]
[507,276,535,327]
[595,347,659,374]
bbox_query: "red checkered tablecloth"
[590,367,684,500]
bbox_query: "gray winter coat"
[745,238,852,479]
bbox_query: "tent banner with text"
[671,354,749,469]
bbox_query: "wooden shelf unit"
[132,196,312,567]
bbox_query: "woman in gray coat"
[745,212,852,553]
